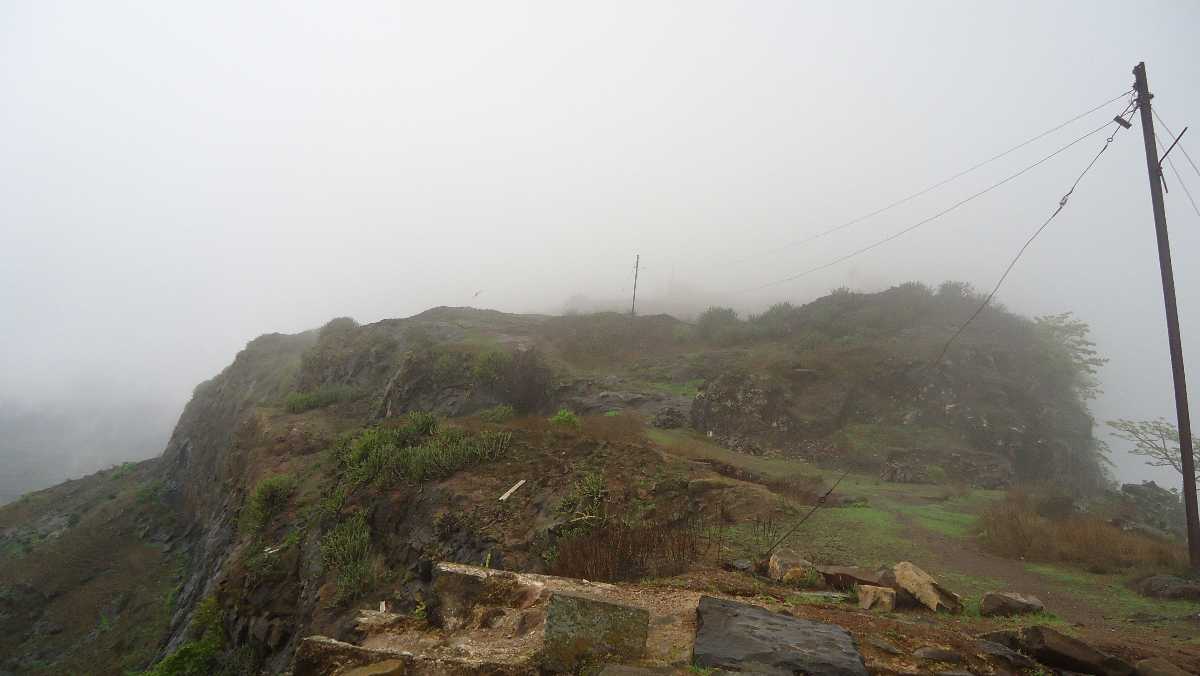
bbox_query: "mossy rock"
[542,592,649,672]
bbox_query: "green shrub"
[479,404,516,423]
[925,464,949,484]
[285,383,356,413]
[549,408,580,428]
[139,597,224,676]
[242,474,296,532]
[322,513,373,602]
[334,420,511,487]
[472,350,512,387]
[695,307,742,343]
[405,411,439,436]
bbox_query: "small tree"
[1107,418,1199,490]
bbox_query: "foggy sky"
[2,1,1199,490]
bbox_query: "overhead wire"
[726,90,1134,265]
[735,117,1124,294]
[929,106,1137,367]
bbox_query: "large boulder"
[1133,575,1200,601]
[542,593,649,672]
[692,596,868,676]
[1021,626,1134,676]
[763,551,819,586]
[880,562,963,613]
[979,591,1043,617]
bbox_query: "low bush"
[333,417,512,487]
[139,596,224,676]
[478,403,515,423]
[979,490,1187,572]
[242,474,296,532]
[321,513,373,602]
[549,408,580,428]
[285,383,356,413]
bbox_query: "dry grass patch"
[979,490,1186,573]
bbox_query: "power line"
[1166,155,1200,219]
[726,90,1134,265]
[736,117,1123,294]
[1153,108,1200,179]
[930,112,1133,366]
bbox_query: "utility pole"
[1133,61,1200,569]
[630,254,640,316]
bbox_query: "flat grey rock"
[693,596,867,676]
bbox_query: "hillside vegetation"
[3,284,1190,675]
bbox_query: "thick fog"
[2,1,1199,499]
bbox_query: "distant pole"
[1133,61,1200,569]
[630,254,640,316]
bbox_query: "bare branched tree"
[1107,418,1199,488]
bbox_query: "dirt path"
[890,506,1200,668]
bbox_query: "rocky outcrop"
[1133,575,1200,602]
[692,596,868,676]
[979,591,1043,617]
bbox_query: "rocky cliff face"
[0,290,1114,674]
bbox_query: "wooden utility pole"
[630,254,640,316]
[1133,61,1200,568]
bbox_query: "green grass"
[761,503,913,567]
[646,378,704,398]
[891,501,978,538]
[284,383,357,413]
[1026,562,1200,621]
[648,428,818,482]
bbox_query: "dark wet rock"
[1021,625,1134,676]
[913,646,963,663]
[865,637,903,655]
[692,596,867,676]
[651,406,688,429]
[980,591,1044,617]
[975,640,1035,669]
[976,629,1022,651]
[817,565,884,590]
[542,593,649,673]
[1133,575,1200,602]
[723,559,753,574]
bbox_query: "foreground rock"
[857,585,896,612]
[880,562,963,613]
[542,593,649,672]
[1133,575,1200,601]
[693,596,868,676]
[1134,656,1192,676]
[1021,626,1134,676]
[979,591,1043,617]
